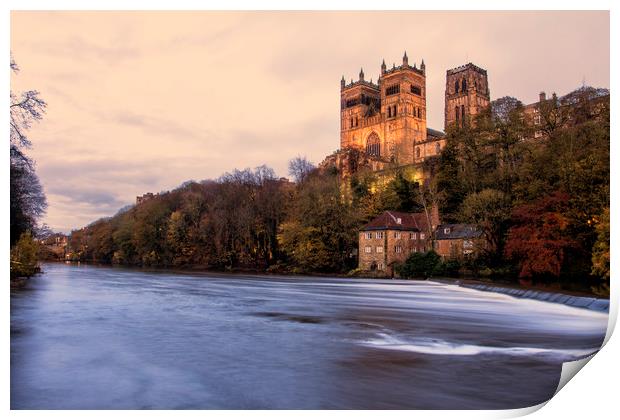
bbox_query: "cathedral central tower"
[340,52,428,166]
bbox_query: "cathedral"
[334,53,490,173]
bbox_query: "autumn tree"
[504,192,578,282]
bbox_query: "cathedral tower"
[340,52,427,165]
[444,63,490,130]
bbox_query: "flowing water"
[10,263,608,409]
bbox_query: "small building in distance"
[434,223,485,259]
[136,192,155,205]
[359,210,438,275]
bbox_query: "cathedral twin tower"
[340,52,490,166]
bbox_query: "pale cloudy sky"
[10,11,609,233]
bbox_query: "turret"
[402,51,408,66]
[381,59,386,74]
[420,59,425,75]
[341,75,345,89]
[359,68,365,82]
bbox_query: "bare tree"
[288,156,315,184]
[10,56,48,245]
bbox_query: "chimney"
[539,91,546,102]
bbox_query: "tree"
[591,207,609,283]
[396,250,441,279]
[11,231,40,279]
[460,188,510,258]
[288,156,316,184]
[10,56,48,246]
[504,192,578,282]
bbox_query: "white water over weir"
[458,282,609,312]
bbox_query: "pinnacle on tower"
[341,75,345,89]
[403,51,408,66]
[420,59,426,74]
[381,59,387,74]
[359,68,365,81]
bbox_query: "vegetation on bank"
[10,57,47,282]
[67,86,609,295]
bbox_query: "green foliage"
[278,170,359,273]
[10,231,40,279]
[591,207,610,283]
[436,87,609,283]
[396,250,441,279]
[432,259,462,277]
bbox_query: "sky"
[10,11,609,233]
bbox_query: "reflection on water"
[11,263,608,409]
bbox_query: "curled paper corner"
[495,352,600,419]
[555,352,597,396]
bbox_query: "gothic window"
[392,105,397,116]
[366,132,381,157]
[416,147,420,158]
[462,78,467,92]
[355,116,358,127]
[386,84,400,96]
[455,80,459,93]
[387,107,392,118]
[411,84,422,95]
[461,105,465,124]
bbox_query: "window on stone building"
[420,233,426,240]
[413,246,417,253]
[462,78,467,92]
[455,106,459,123]
[386,84,400,96]
[396,217,402,224]
[366,132,381,157]
[410,232,417,240]
[350,117,353,128]
[364,232,372,239]
[416,147,420,158]
[395,246,402,253]
[392,105,397,117]
[411,85,422,96]
[376,232,384,239]
[378,262,385,270]
[455,80,459,93]
[394,232,401,239]
[444,228,451,234]
[364,246,372,253]
[355,116,359,127]
[376,246,384,253]
[387,107,391,118]
[461,105,465,123]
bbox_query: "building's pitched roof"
[426,127,445,139]
[435,224,483,240]
[362,211,429,232]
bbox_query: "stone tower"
[444,63,490,130]
[340,52,427,165]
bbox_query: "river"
[10,263,608,409]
